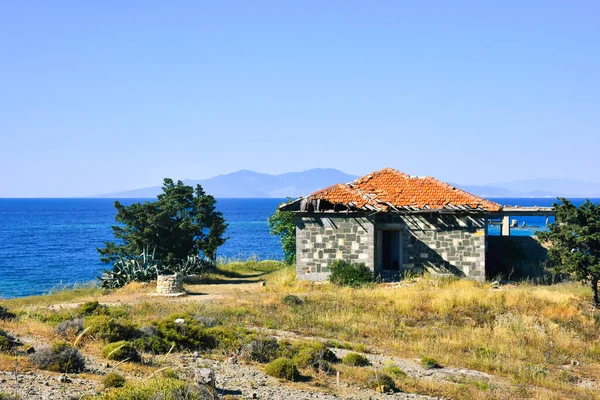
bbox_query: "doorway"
[381,230,401,271]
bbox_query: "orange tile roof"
[308,168,501,212]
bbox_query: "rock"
[227,356,238,364]
[59,375,72,383]
[194,368,216,386]
[175,318,185,325]
[25,346,35,354]
[250,393,258,399]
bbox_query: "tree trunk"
[593,277,599,307]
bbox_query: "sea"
[0,197,596,298]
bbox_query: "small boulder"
[194,368,215,386]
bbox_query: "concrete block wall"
[295,215,375,281]
[377,214,487,280]
[295,213,487,281]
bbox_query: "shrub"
[264,358,300,381]
[85,315,137,343]
[0,393,18,400]
[103,372,126,388]
[76,301,108,317]
[241,337,280,363]
[328,260,374,287]
[153,314,216,351]
[193,315,218,328]
[366,372,397,392]
[290,342,338,371]
[282,294,303,306]
[102,341,141,362]
[133,335,172,354]
[421,356,441,369]
[0,330,17,352]
[342,352,370,367]
[30,342,85,373]
[0,305,15,320]
[382,362,407,379]
[55,318,85,338]
[90,377,204,399]
[205,326,248,353]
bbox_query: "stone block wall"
[295,213,487,281]
[376,214,487,280]
[295,215,375,281]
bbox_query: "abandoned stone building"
[281,168,553,281]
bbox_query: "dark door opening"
[382,230,401,271]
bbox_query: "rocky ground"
[0,325,507,400]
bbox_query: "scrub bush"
[0,329,17,352]
[342,352,370,367]
[30,342,85,373]
[76,301,108,317]
[329,260,374,287]
[282,294,303,306]
[90,378,204,399]
[289,342,338,371]
[55,318,85,338]
[0,305,15,320]
[85,315,137,343]
[241,337,279,363]
[205,326,249,354]
[153,313,216,351]
[421,356,441,369]
[366,372,397,392]
[264,358,300,381]
[102,341,141,362]
[102,372,126,388]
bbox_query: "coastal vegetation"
[0,260,599,399]
[267,198,297,264]
[538,198,600,305]
[98,178,227,264]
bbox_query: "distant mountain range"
[97,169,600,199]
[97,169,358,199]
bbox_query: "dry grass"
[1,262,599,399]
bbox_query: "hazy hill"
[98,169,600,199]
[98,169,358,198]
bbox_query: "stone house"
[280,168,504,281]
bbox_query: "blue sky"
[1,1,599,197]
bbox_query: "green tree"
[268,198,296,264]
[98,178,227,265]
[537,198,600,305]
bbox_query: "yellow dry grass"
[1,262,599,399]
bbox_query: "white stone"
[316,234,322,243]
[358,253,369,260]
[175,318,185,325]
[352,242,359,250]
[338,238,344,246]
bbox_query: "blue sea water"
[0,197,597,298]
[0,198,285,298]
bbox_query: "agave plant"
[99,247,160,289]
[160,255,214,276]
